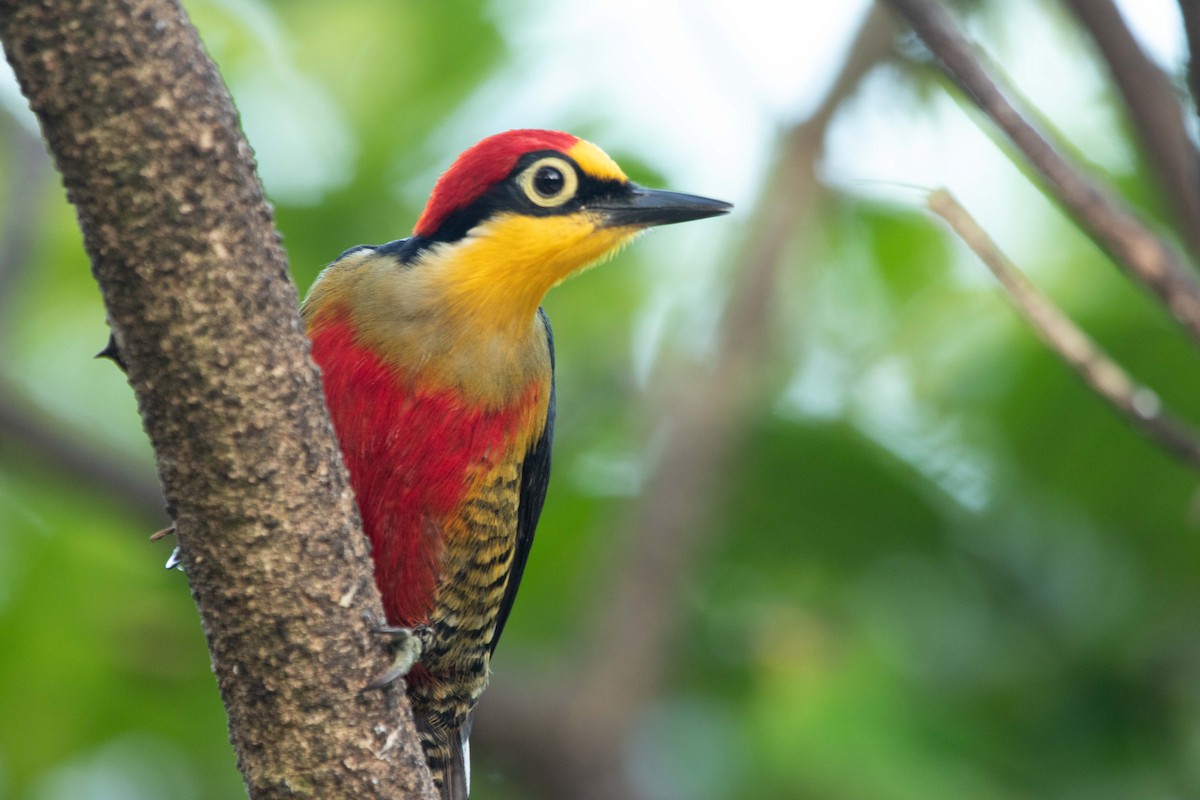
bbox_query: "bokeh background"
[4,0,1200,798]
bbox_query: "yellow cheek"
[449,212,637,306]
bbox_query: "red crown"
[414,129,579,237]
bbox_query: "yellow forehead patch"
[567,139,629,183]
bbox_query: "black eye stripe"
[416,150,634,244]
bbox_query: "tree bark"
[0,1,435,797]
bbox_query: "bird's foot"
[367,625,431,690]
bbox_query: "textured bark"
[0,2,435,798]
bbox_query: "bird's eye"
[533,166,564,197]
[519,157,578,208]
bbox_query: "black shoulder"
[491,309,555,654]
[334,237,432,266]
[334,243,375,261]
[375,236,433,264]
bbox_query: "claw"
[367,626,428,690]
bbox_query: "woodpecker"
[301,129,730,798]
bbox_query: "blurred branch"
[930,190,1200,469]
[578,0,897,733]
[474,6,899,798]
[0,108,49,331]
[0,2,434,798]
[0,106,166,523]
[1179,0,1200,116]
[0,379,166,519]
[1062,0,1200,257]
[883,0,1200,350]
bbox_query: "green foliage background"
[2,1,1200,798]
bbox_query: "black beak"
[591,185,732,228]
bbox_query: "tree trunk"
[0,1,435,797]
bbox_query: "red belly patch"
[308,311,539,625]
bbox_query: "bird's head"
[405,129,731,333]
[303,130,730,402]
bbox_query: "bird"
[300,129,730,798]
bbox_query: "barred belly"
[408,459,522,784]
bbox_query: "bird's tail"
[415,711,472,800]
